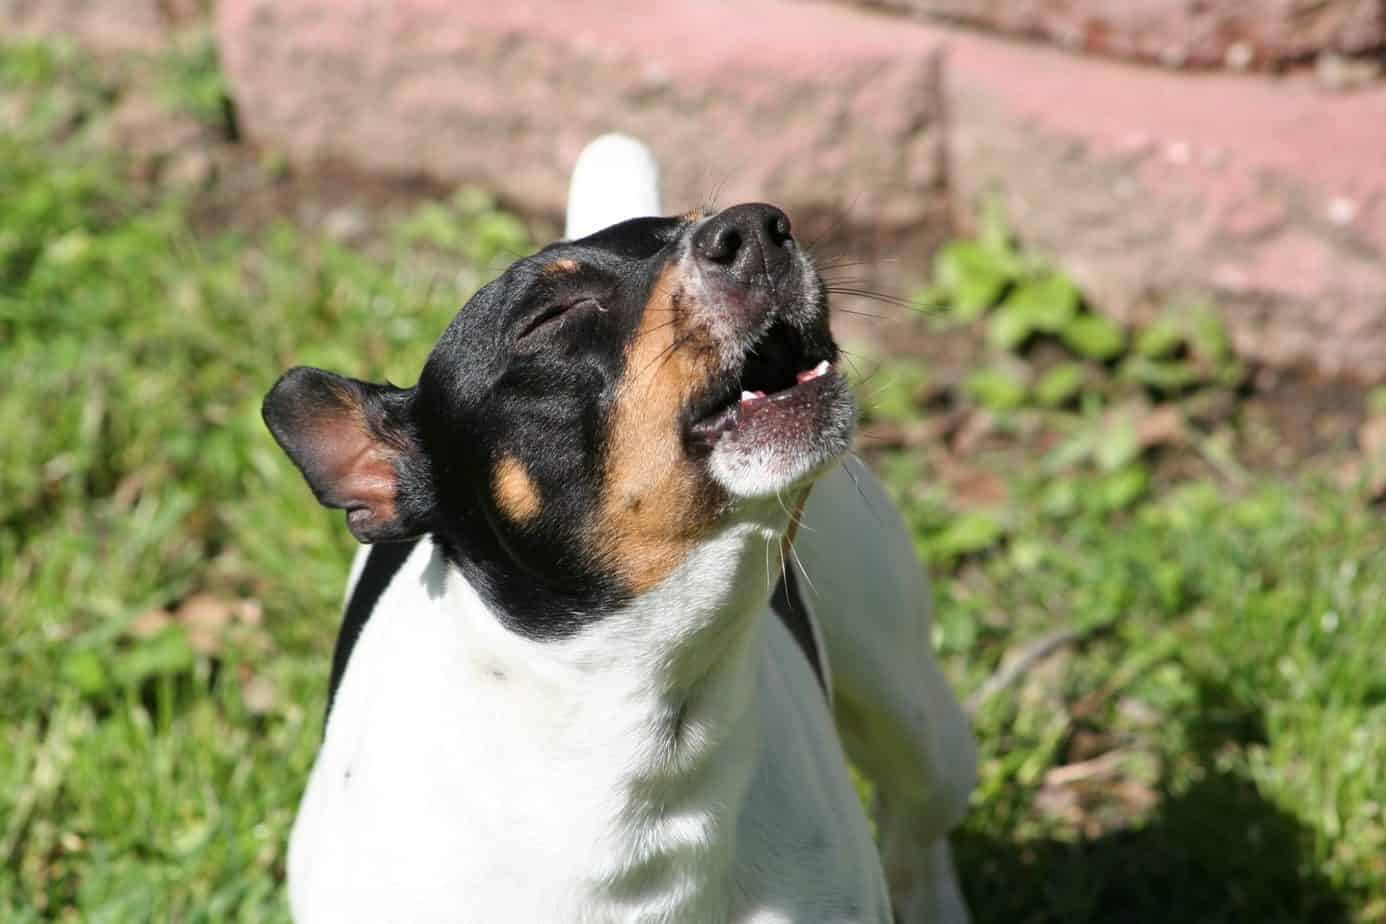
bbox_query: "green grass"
[0,44,481,921]
[2,40,1384,922]
[915,481,1386,922]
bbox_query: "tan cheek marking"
[596,263,722,594]
[494,455,542,523]
[543,258,579,275]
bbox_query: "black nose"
[693,203,794,283]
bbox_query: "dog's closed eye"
[518,297,602,342]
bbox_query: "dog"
[264,134,977,923]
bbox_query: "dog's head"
[264,204,854,634]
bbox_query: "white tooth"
[813,360,830,376]
[740,390,758,402]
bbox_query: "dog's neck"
[436,512,789,916]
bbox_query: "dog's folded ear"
[262,367,432,544]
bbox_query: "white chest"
[288,539,889,923]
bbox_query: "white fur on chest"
[288,525,889,924]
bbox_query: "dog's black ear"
[262,367,432,543]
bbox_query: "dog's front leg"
[876,800,970,924]
[794,458,977,924]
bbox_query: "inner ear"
[262,367,431,543]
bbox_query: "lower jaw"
[705,421,854,499]
[708,447,843,501]
[689,373,857,498]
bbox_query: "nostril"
[702,226,743,265]
[766,213,792,247]
[694,204,794,273]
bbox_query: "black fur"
[770,559,827,696]
[412,217,689,637]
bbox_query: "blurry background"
[1,1,1383,920]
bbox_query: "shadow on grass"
[954,682,1352,924]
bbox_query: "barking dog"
[264,135,976,923]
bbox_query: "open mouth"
[686,318,839,448]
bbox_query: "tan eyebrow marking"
[542,258,579,276]
[493,455,541,523]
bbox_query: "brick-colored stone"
[946,26,1386,380]
[215,0,1386,380]
[216,0,949,256]
[867,0,1386,70]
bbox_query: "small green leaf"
[934,605,980,654]
[116,629,195,687]
[1006,274,1079,334]
[1009,539,1045,571]
[1045,428,1096,472]
[988,305,1034,352]
[1187,308,1230,363]
[933,241,1011,320]
[1061,314,1127,360]
[931,511,1006,559]
[881,454,923,494]
[1134,318,1186,359]
[1120,356,1200,392]
[171,819,214,857]
[1096,417,1142,472]
[64,650,109,697]
[1097,464,1150,511]
[1035,362,1088,407]
[965,367,1027,411]
[862,361,929,424]
[1040,477,1081,518]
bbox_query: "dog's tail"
[565,134,662,240]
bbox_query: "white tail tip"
[565,133,663,240]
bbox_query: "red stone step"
[216,0,951,257]
[207,0,1386,379]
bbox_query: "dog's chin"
[690,368,856,500]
